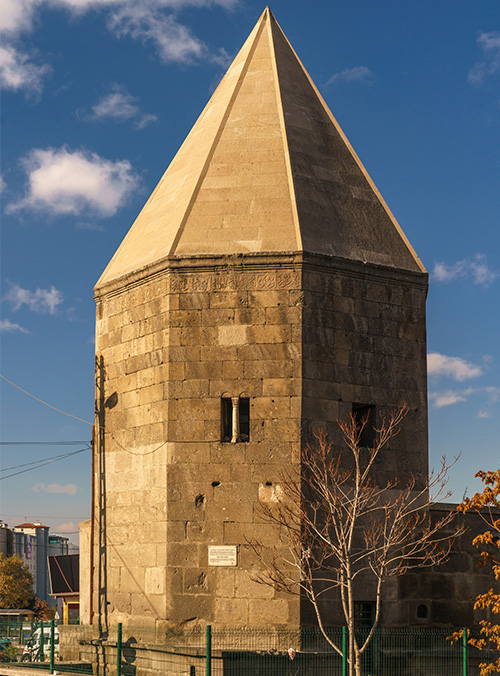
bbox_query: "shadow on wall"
[122,637,137,676]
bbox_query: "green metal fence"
[1,621,499,675]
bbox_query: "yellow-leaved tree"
[457,470,500,676]
[0,553,35,609]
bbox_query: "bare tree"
[249,407,463,676]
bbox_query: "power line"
[0,441,89,445]
[1,375,169,458]
[1,514,89,519]
[1,445,91,473]
[0,374,93,426]
[0,447,90,481]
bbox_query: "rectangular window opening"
[352,403,376,448]
[221,398,232,442]
[221,396,250,443]
[238,398,250,442]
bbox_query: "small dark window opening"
[238,398,250,442]
[417,604,428,619]
[352,404,376,448]
[221,398,232,442]
[221,396,250,443]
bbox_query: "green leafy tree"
[0,554,35,609]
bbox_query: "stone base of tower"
[85,249,433,631]
[91,254,306,630]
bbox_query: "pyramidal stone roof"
[97,8,425,288]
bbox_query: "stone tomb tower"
[86,8,429,630]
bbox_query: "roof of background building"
[15,523,48,529]
[48,554,79,596]
[97,8,425,289]
[0,609,35,616]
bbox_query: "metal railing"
[1,621,499,675]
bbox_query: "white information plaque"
[208,545,238,567]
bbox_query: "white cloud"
[429,385,500,410]
[429,390,470,408]
[427,352,484,381]
[432,254,498,287]
[486,386,500,402]
[48,0,236,64]
[0,45,51,95]
[53,521,79,534]
[8,146,139,217]
[89,84,158,128]
[0,318,30,333]
[108,5,206,64]
[0,0,37,36]
[1,1,237,100]
[4,284,63,314]
[468,31,500,85]
[31,482,77,495]
[326,66,374,86]
[75,221,104,231]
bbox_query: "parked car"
[20,626,59,662]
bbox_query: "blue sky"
[1,0,499,545]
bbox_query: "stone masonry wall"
[92,253,430,631]
[299,259,429,627]
[93,256,304,629]
[302,262,429,489]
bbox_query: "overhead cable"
[1,445,91,473]
[0,441,89,445]
[0,447,90,481]
[0,374,93,426]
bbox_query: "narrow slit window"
[221,398,232,442]
[221,396,250,443]
[238,398,250,442]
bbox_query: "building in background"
[0,521,37,593]
[48,554,80,624]
[49,534,70,558]
[0,521,70,605]
[14,523,50,603]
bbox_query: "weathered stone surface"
[80,4,491,646]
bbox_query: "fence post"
[342,626,347,676]
[40,621,44,662]
[49,619,55,673]
[463,628,467,676]
[206,625,212,676]
[117,622,122,676]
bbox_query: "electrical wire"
[1,445,91,473]
[1,513,89,519]
[110,433,169,456]
[0,374,93,426]
[0,375,169,458]
[0,441,89,445]
[0,447,90,481]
